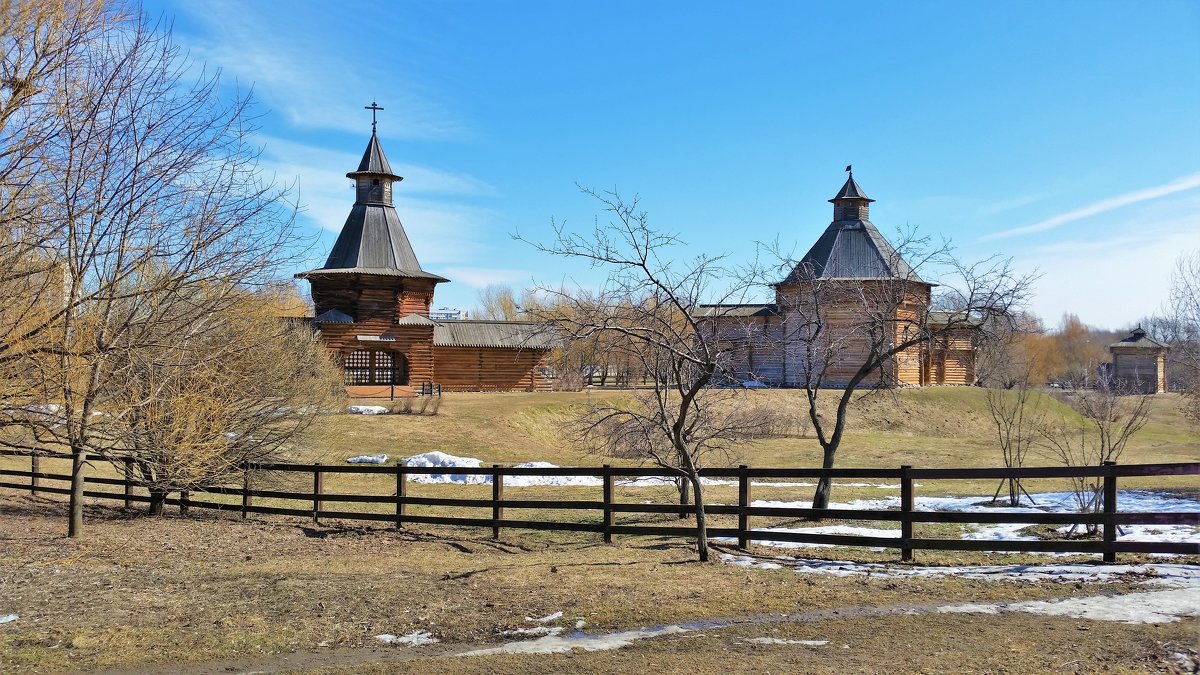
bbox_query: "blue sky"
[153,0,1199,329]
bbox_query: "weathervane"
[845,164,853,177]
[365,101,384,133]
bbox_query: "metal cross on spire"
[365,101,384,133]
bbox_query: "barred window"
[344,350,408,385]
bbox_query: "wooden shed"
[1108,326,1168,394]
[297,124,554,396]
[698,172,976,388]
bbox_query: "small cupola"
[829,165,874,221]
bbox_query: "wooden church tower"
[298,106,556,396]
[698,170,977,387]
[297,107,449,397]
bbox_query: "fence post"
[30,452,39,496]
[241,464,252,519]
[602,465,614,545]
[180,490,189,517]
[738,464,751,550]
[123,457,134,509]
[1102,460,1117,564]
[900,465,914,563]
[313,463,324,524]
[492,465,504,540]
[395,464,407,529]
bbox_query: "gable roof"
[434,320,557,349]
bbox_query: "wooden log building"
[1107,326,1168,394]
[297,123,554,396]
[698,172,977,387]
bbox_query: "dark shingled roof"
[781,175,924,284]
[433,320,558,349]
[693,304,781,318]
[298,133,448,282]
[829,175,874,202]
[781,219,923,283]
[351,132,398,178]
[1110,326,1168,350]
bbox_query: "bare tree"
[774,234,1035,508]
[97,291,343,514]
[522,187,769,562]
[984,370,1045,506]
[0,9,312,536]
[1168,251,1200,421]
[1039,381,1152,533]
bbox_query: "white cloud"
[172,0,469,140]
[983,172,1200,241]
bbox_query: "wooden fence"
[1,450,1197,563]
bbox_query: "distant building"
[429,307,463,321]
[1108,326,1168,394]
[697,173,976,387]
[296,122,554,396]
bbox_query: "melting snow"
[0,614,16,624]
[347,405,390,415]
[936,587,1200,624]
[747,637,828,646]
[500,626,563,637]
[526,611,564,623]
[347,454,389,464]
[460,625,689,656]
[375,630,440,646]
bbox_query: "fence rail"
[1,449,1197,562]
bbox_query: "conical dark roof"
[298,133,447,282]
[350,132,399,178]
[782,176,923,284]
[829,175,874,202]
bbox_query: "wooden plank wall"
[434,346,553,392]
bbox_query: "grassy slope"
[297,388,1200,470]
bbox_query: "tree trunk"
[68,447,86,538]
[677,476,690,519]
[811,445,837,510]
[148,490,167,516]
[690,475,709,562]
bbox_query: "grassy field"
[1,388,1197,672]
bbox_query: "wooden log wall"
[317,324,435,388]
[434,346,554,392]
[310,275,436,321]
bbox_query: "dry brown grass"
[1,495,1194,674]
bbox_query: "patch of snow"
[526,611,563,623]
[937,587,1200,624]
[501,626,563,637]
[747,637,828,646]
[720,554,783,570]
[0,614,16,624]
[375,630,440,646]
[716,525,897,551]
[575,619,586,629]
[347,454,389,465]
[460,625,689,656]
[347,405,390,415]
[404,451,488,484]
[725,556,1200,587]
